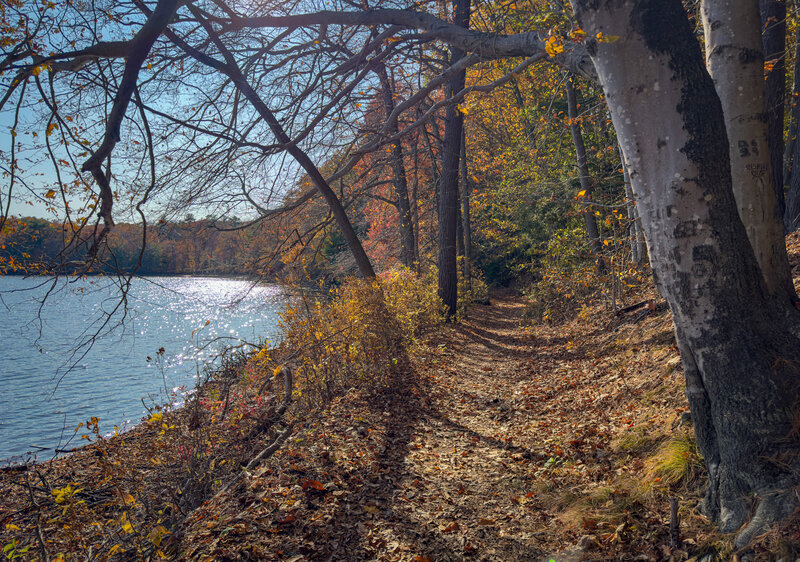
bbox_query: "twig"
[214,424,294,498]
[213,366,295,498]
[24,466,49,562]
[669,497,681,549]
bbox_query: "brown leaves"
[300,479,324,492]
[440,521,459,533]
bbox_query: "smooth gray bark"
[702,0,794,300]
[572,0,800,547]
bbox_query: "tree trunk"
[438,0,470,318]
[410,139,421,267]
[572,0,800,547]
[785,22,800,230]
[760,0,787,226]
[565,74,605,271]
[702,0,794,300]
[620,149,645,265]
[178,10,376,279]
[460,126,472,285]
[376,64,417,268]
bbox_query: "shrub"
[525,227,599,322]
[265,271,445,411]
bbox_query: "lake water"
[0,276,286,462]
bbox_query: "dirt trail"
[386,295,549,560]
[182,292,686,560]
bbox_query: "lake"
[0,276,286,462]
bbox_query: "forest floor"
[176,288,729,560]
[8,241,800,559]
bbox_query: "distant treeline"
[0,216,269,276]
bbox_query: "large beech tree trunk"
[702,0,794,300]
[438,0,470,318]
[572,0,800,547]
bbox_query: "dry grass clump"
[645,432,703,490]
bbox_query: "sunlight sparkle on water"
[0,276,285,462]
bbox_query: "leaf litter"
[11,244,800,559]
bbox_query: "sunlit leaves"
[545,36,564,57]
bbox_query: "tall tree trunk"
[702,0,794,300]
[572,0,800,547]
[456,202,465,257]
[565,74,605,271]
[376,64,417,268]
[785,23,800,230]
[438,0,470,318]
[760,0,787,226]
[410,137,421,267]
[460,126,472,285]
[620,149,645,265]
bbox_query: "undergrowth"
[525,226,646,322]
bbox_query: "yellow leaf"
[5,523,20,531]
[545,36,564,57]
[603,240,610,246]
[596,32,620,43]
[46,123,58,136]
[570,28,587,40]
[577,190,586,197]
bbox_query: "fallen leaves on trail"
[167,287,720,560]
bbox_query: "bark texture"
[702,0,794,300]
[786,22,800,230]
[438,0,470,318]
[572,0,800,547]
